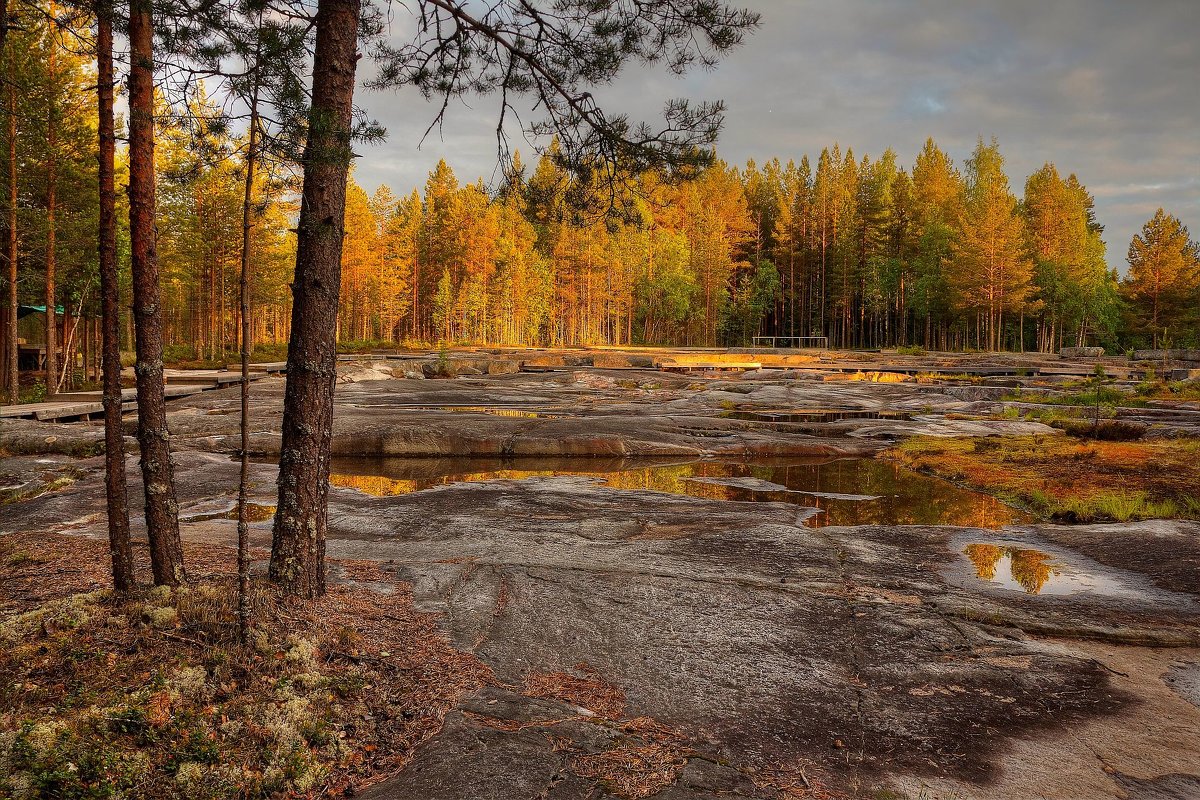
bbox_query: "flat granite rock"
[4,359,1200,799]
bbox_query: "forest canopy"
[3,9,1199,374]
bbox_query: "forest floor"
[0,532,492,798]
[2,348,1199,799]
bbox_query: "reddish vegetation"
[888,435,1200,517]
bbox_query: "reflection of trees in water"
[965,543,1004,580]
[327,459,1021,530]
[965,543,1059,594]
[755,460,1021,529]
[1008,548,1056,593]
[329,474,422,495]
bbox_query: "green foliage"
[721,260,780,345]
[1041,491,1182,523]
[19,381,48,404]
[1121,209,1200,347]
[250,342,289,362]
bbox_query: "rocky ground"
[2,349,1199,799]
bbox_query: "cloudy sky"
[351,0,1199,272]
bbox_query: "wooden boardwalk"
[0,366,283,422]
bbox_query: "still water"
[328,456,1029,529]
[962,542,1144,597]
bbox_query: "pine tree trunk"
[3,5,16,405]
[269,0,361,599]
[45,95,57,397]
[128,0,185,585]
[237,29,263,639]
[97,1,134,592]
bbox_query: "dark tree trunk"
[45,39,57,396]
[237,31,262,638]
[128,0,185,585]
[5,116,13,403]
[98,1,134,592]
[3,0,16,405]
[269,0,361,598]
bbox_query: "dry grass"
[571,739,687,798]
[0,533,492,798]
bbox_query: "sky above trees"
[351,0,1199,272]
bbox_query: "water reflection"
[183,502,276,523]
[965,544,1059,593]
[328,457,1028,529]
[963,542,1140,597]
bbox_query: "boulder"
[484,360,519,375]
[422,360,458,379]
[1060,346,1104,358]
[336,362,394,383]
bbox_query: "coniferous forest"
[4,7,1200,380]
[3,2,1200,797]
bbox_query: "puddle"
[963,542,1143,597]
[328,457,1028,528]
[183,502,276,523]
[719,408,913,423]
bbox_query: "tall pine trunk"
[237,25,263,639]
[269,0,361,598]
[45,40,58,397]
[128,0,185,585]
[97,0,134,592]
[3,0,16,405]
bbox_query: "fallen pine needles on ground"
[0,532,492,799]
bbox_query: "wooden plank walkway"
[658,361,762,372]
[222,361,288,373]
[0,370,271,422]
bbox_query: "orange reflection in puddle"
[329,458,1029,529]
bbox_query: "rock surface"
[3,353,1200,799]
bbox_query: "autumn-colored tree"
[953,138,1032,351]
[1122,209,1200,347]
[909,138,963,349]
[338,178,378,341]
[1024,164,1116,351]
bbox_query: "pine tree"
[910,138,963,349]
[1025,164,1115,350]
[953,137,1031,351]
[1123,209,1200,347]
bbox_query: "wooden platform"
[0,370,267,422]
[163,370,248,387]
[222,361,288,373]
[658,361,762,372]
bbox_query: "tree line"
[3,0,1198,616]
[334,138,1199,353]
[6,15,1197,382]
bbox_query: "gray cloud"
[352,0,1200,270]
